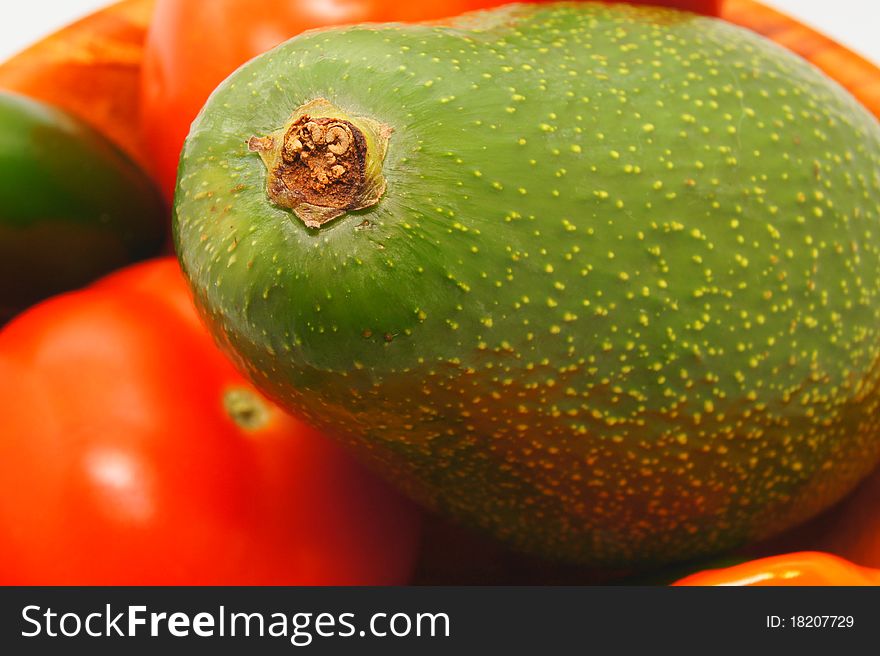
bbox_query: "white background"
[0,1,878,65]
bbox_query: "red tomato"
[0,258,420,585]
[673,552,880,586]
[141,0,720,201]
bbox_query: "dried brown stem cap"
[248,98,392,229]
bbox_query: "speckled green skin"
[175,3,880,566]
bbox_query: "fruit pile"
[2,0,880,586]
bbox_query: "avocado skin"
[175,3,880,566]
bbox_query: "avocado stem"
[248,98,392,228]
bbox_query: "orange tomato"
[674,552,880,586]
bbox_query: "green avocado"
[174,2,880,566]
[0,91,165,322]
